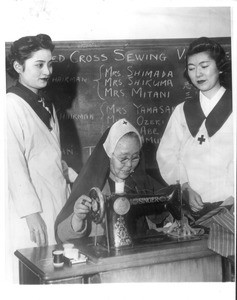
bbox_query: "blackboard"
[5,38,231,180]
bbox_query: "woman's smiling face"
[187,51,221,98]
[110,134,141,182]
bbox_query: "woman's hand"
[182,182,204,212]
[71,195,92,232]
[25,213,48,246]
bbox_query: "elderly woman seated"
[55,119,183,243]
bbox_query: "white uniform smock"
[156,88,233,204]
[6,89,71,282]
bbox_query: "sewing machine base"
[80,231,204,263]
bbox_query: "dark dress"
[55,127,167,243]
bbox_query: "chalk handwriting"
[94,65,125,100]
[176,48,186,60]
[70,51,108,63]
[128,78,173,87]
[51,76,87,83]
[100,102,127,120]
[140,126,160,135]
[83,146,96,156]
[114,49,167,62]
[94,64,105,100]
[136,116,165,127]
[143,136,161,145]
[127,66,173,78]
[62,147,74,156]
[131,88,170,99]
[59,112,94,120]
[52,54,66,63]
[183,81,193,100]
[133,103,174,115]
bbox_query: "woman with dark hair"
[6,34,77,281]
[6,34,55,79]
[156,37,234,258]
[157,36,233,210]
[183,37,232,89]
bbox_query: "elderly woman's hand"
[71,195,92,232]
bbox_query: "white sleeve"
[61,160,78,183]
[156,105,189,185]
[68,167,78,183]
[7,94,42,218]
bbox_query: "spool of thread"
[52,250,64,268]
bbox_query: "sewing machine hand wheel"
[89,187,105,224]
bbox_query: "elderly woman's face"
[110,135,141,182]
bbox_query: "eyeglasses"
[112,153,140,165]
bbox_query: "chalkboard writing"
[5,38,231,180]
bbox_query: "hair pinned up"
[6,34,55,79]
[184,37,231,89]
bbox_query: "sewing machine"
[87,183,190,252]
[14,186,220,283]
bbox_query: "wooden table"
[14,234,223,284]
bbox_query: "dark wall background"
[6,38,231,182]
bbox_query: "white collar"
[109,173,125,193]
[200,86,226,117]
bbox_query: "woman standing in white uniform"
[6,34,77,282]
[156,37,233,212]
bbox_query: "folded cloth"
[165,226,205,238]
[195,206,228,227]
[160,217,205,237]
[192,201,223,223]
[208,221,235,257]
[195,204,235,257]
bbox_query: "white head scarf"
[103,118,142,158]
